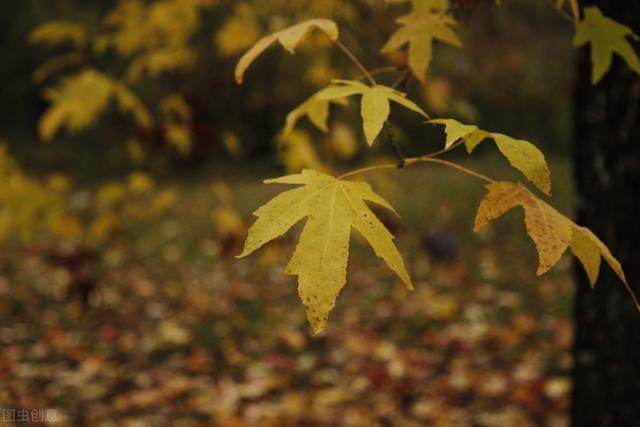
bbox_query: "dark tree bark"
[571,1,640,426]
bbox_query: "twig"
[384,68,414,166]
[337,164,399,180]
[391,68,412,90]
[333,40,377,86]
[356,66,400,81]
[337,140,493,184]
[384,123,406,167]
[420,139,464,159]
[404,157,495,184]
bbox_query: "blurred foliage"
[0,141,177,248]
[0,0,574,179]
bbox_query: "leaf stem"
[356,66,399,80]
[624,283,640,313]
[337,164,400,180]
[391,68,412,90]
[337,140,494,184]
[405,157,496,183]
[383,69,414,167]
[384,122,406,167]
[333,40,377,86]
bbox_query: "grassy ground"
[0,155,576,426]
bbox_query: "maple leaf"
[238,169,413,333]
[381,10,462,82]
[316,80,429,146]
[214,3,260,58]
[39,70,152,141]
[126,46,197,81]
[29,21,87,48]
[283,87,349,136]
[475,182,640,310]
[574,7,640,84]
[235,19,339,84]
[277,130,325,173]
[430,119,551,195]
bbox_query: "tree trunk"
[571,1,640,426]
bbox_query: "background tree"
[572,1,640,426]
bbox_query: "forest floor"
[0,156,576,427]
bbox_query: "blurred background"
[0,0,580,425]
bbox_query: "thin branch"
[337,164,399,180]
[624,283,640,313]
[404,157,496,184]
[384,122,406,167]
[337,140,493,184]
[383,68,414,167]
[333,40,377,85]
[358,66,400,80]
[420,139,464,159]
[391,68,412,90]
[337,157,494,183]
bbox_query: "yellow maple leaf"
[152,189,178,213]
[277,130,326,173]
[327,123,359,161]
[212,206,245,240]
[238,169,413,333]
[235,19,339,84]
[96,183,126,208]
[214,4,260,57]
[160,94,191,123]
[381,10,462,82]
[430,119,551,195]
[29,21,87,48]
[159,94,193,155]
[165,123,193,155]
[39,70,113,141]
[317,80,429,146]
[126,47,196,81]
[574,6,640,84]
[128,172,154,194]
[39,70,151,141]
[112,81,153,128]
[32,53,83,84]
[283,87,349,136]
[475,182,639,310]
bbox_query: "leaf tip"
[536,263,552,276]
[234,62,246,85]
[236,248,250,259]
[473,215,488,233]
